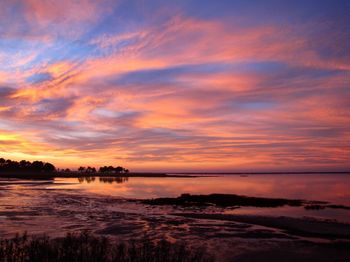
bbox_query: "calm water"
[48,173,350,223]
[53,173,350,205]
[1,173,350,234]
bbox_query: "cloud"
[26,72,53,84]
[0,0,349,171]
[0,87,16,98]
[32,98,74,117]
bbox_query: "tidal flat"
[1,174,350,261]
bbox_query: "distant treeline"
[77,166,129,174]
[0,158,129,174]
[0,158,56,173]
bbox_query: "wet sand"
[172,213,350,239]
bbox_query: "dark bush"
[0,232,213,262]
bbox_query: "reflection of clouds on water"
[71,174,350,205]
[78,176,129,184]
[50,174,350,223]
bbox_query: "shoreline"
[1,171,349,181]
[0,172,200,179]
[169,171,350,175]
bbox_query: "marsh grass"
[0,232,213,262]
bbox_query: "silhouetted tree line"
[78,165,129,174]
[0,158,56,173]
[0,158,130,175]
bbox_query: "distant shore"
[1,171,350,180]
[170,171,350,175]
[0,171,198,179]
[1,171,349,180]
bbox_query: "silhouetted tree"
[43,163,55,172]
[86,166,96,173]
[31,161,44,172]
[114,166,124,173]
[19,160,31,170]
[0,158,56,173]
[85,166,97,173]
[5,160,19,171]
[99,166,108,173]
[98,165,130,174]
[78,166,85,173]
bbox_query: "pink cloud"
[0,5,349,171]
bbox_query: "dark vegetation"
[0,158,129,175]
[0,158,129,177]
[0,158,178,179]
[78,166,129,174]
[142,193,304,208]
[0,158,55,173]
[0,232,212,262]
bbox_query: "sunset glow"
[1,0,349,171]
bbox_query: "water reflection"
[78,176,129,184]
[78,176,96,183]
[67,174,350,206]
[56,174,350,223]
[3,174,350,224]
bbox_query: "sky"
[0,0,349,172]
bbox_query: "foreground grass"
[0,232,213,262]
